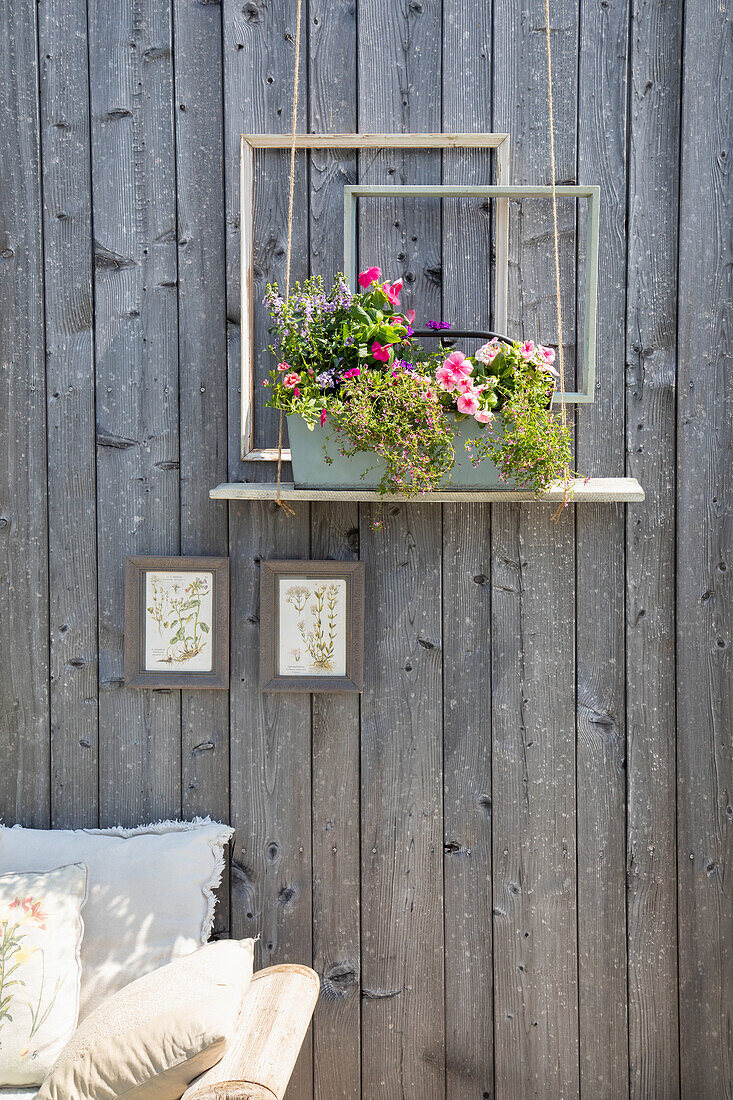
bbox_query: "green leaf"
[199,623,210,633]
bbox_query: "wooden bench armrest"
[182,964,319,1100]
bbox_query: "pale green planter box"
[287,413,514,491]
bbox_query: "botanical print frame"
[259,560,365,692]
[124,556,229,689]
[239,132,511,461]
[344,183,600,404]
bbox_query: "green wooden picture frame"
[344,183,600,404]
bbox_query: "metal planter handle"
[411,329,515,347]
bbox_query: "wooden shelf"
[210,478,644,503]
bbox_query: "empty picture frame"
[344,183,600,404]
[239,132,511,460]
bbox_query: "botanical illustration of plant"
[147,574,211,664]
[296,584,339,671]
[284,584,311,614]
[0,894,63,1052]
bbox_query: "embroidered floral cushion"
[0,865,87,1087]
[36,939,254,1100]
[0,819,233,1021]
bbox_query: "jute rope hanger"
[274,0,569,512]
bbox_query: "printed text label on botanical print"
[278,577,347,676]
[144,572,214,673]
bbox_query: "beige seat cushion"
[0,865,87,1087]
[0,819,234,1019]
[37,939,254,1100]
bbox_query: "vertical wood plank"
[174,0,230,936]
[441,3,494,1096]
[359,503,444,1100]
[308,3,362,1097]
[223,0,307,482]
[575,0,630,1095]
[357,4,445,1096]
[223,1,313,1095]
[492,2,580,1096]
[39,0,99,829]
[228,502,312,1098]
[89,0,181,827]
[625,1,682,1093]
[0,0,50,828]
[310,512,361,1100]
[676,0,732,1094]
[441,506,494,1100]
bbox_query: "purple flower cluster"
[426,320,451,331]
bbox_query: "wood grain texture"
[307,5,362,1094]
[228,501,313,1099]
[0,0,50,827]
[441,5,495,1096]
[575,0,630,1094]
[492,2,580,1095]
[173,0,231,932]
[675,0,732,1094]
[223,1,312,1093]
[39,0,99,829]
[210,479,645,503]
[2,2,730,1097]
[182,964,320,1100]
[223,0,308,482]
[309,521,361,1100]
[357,3,445,1097]
[359,503,445,1100]
[88,0,181,826]
[625,2,683,1094]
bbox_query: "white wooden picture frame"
[239,133,511,462]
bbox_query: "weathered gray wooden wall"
[1,1,730,1097]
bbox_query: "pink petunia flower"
[454,375,475,393]
[277,361,290,372]
[538,345,560,377]
[443,350,472,377]
[474,409,494,424]
[292,387,300,397]
[405,309,416,324]
[343,367,361,379]
[474,341,499,365]
[283,372,300,388]
[436,365,458,390]
[371,341,392,362]
[320,409,328,427]
[520,340,535,359]
[456,389,480,415]
[358,266,381,288]
[382,280,403,307]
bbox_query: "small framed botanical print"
[124,556,229,688]
[259,560,365,692]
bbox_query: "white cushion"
[0,865,87,1086]
[0,819,233,1020]
[37,940,254,1100]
